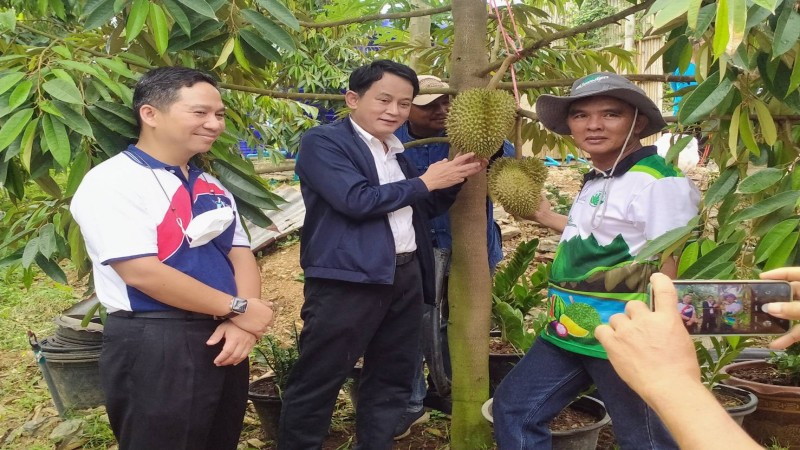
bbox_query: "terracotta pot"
[722,360,800,449]
[482,396,611,450]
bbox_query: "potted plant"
[695,336,758,425]
[489,238,549,394]
[248,331,300,442]
[722,342,800,448]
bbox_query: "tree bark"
[447,0,493,448]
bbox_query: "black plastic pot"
[248,377,282,442]
[35,333,103,417]
[488,352,522,396]
[715,384,758,426]
[482,395,611,450]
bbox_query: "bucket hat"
[535,72,667,137]
[413,75,449,106]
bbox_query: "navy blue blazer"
[295,117,461,304]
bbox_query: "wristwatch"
[221,296,248,319]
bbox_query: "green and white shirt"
[541,147,700,358]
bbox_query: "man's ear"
[138,104,159,128]
[344,90,360,109]
[633,114,649,136]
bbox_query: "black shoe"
[423,392,452,415]
[393,408,430,440]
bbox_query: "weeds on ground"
[544,184,573,216]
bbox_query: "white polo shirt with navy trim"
[71,145,250,313]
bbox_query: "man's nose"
[587,115,602,129]
[386,101,400,115]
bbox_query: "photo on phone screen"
[656,280,793,336]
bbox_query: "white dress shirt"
[350,119,417,253]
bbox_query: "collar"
[349,116,405,154]
[123,144,201,174]
[582,146,657,184]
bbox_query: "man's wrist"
[219,296,248,319]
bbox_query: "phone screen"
[653,280,793,336]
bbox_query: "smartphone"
[650,280,794,336]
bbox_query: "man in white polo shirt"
[71,67,274,450]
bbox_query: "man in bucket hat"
[493,72,700,449]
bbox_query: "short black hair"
[348,60,419,97]
[132,66,219,132]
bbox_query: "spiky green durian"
[488,157,548,217]
[446,88,516,158]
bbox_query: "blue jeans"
[493,339,678,450]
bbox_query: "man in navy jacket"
[278,60,484,450]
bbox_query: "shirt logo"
[589,191,605,207]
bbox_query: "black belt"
[396,251,416,266]
[109,310,221,320]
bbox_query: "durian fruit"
[488,157,547,217]
[446,88,516,158]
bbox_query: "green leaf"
[729,190,800,222]
[83,0,117,30]
[0,72,25,96]
[233,37,251,71]
[52,101,94,138]
[728,105,741,158]
[677,240,699,276]
[755,218,800,263]
[753,100,777,145]
[8,80,33,111]
[739,109,760,156]
[94,58,139,80]
[42,78,83,105]
[22,237,39,268]
[790,53,800,95]
[38,223,58,259]
[737,167,783,194]
[162,0,192,37]
[650,0,690,29]
[678,71,734,124]
[94,100,137,125]
[125,0,149,42]
[635,216,700,262]
[174,0,218,21]
[750,0,778,12]
[773,5,800,58]
[681,243,739,279]
[764,231,799,270]
[56,60,100,77]
[213,37,235,69]
[148,4,170,55]
[726,0,746,56]
[65,151,90,197]
[713,0,730,58]
[0,108,34,152]
[255,0,299,31]
[235,199,272,228]
[17,118,38,171]
[704,167,738,206]
[686,0,702,30]
[664,135,693,167]
[239,29,281,62]
[693,261,736,279]
[211,159,280,210]
[34,254,68,284]
[0,9,16,32]
[34,174,62,199]
[241,9,295,52]
[49,116,72,169]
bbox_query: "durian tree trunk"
[407,0,431,72]
[447,0,493,447]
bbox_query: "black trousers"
[100,315,249,450]
[278,259,424,450]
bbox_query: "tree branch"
[299,5,452,28]
[500,74,695,89]
[478,0,655,76]
[403,136,450,149]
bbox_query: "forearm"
[532,209,567,233]
[110,257,234,316]
[644,381,761,450]
[660,256,678,278]
[229,246,261,298]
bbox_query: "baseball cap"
[535,72,667,137]
[413,75,449,106]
